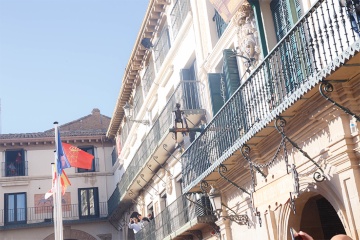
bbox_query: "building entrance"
[299,195,346,239]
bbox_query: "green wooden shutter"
[270,0,292,41]
[223,49,240,99]
[208,73,224,115]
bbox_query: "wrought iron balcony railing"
[1,161,28,177]
[135,194,214,240]
[109,81,204,217]
[182,0,360,192]
[170,0,191,40]
[0,202,108,229]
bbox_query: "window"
[213,10,228,38]
[4,149,26,177]
[4,192,26,224]
[270,0,304,93]
[180,60,201,109]
[154,26,171,70]
[78,187,99,218]
[170,0,190,39]
[77,146,96,172]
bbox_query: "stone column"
[215,216,233,240]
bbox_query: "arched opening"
[300,195,345,239]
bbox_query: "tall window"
[4,149,26,177]
[78,187,99,218]
[270,0,304,93]
[154,26,171,70]
[170,0,190,39]
[4,192,26,224]
[77,146,96,173]
[213,10,228,38]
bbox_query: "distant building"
[0,109,118,240]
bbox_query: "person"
[331,234,353,240]
[128,217,142,234]
[339,0,360,35]
[139,214,150,223]
[147,212,154,221]
[293,230,353,240]
[8,162,17,176]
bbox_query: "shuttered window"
[270,0,303,93]
[222,49,240,99]
[208,73,225,115]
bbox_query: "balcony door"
[4,192,26,224]
[271,0,304,93]
[78,187,99,218]
[5,149,26,177]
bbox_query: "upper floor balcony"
[0,202,108,230]
[182,0,360,193]
[135,194,215,240]
[108,80,206,224]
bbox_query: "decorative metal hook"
[136,180,154,198]
[147,164,167,187]
[152,156,173,178]
[200,180,211,194]
[218,164,250,195]
[140,174,159,195]
[275,117,326,182]
[163,143,181,163]
[319,81,360,121]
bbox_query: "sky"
[0,0,149,134]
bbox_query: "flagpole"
[51,162,58,240]
[54,122,63,240]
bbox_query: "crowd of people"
[128,212,154,234]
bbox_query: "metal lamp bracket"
[319,81,360,122]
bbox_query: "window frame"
[4,149,26,177]
[76,146,96,173]
[78,187,99,219]
[4,192,27,225]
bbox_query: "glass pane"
[7,195,15,222]
[89,189,95,215]
[17,194,26,221]
[80,190,88,216]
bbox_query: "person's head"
[138,214,143,220]
[331,234,353,240]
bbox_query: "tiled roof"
[0,109,111,141]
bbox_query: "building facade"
[107,0,360,240]
[0,109,118,240]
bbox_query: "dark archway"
[300,195,346,239]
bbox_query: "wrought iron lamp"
[123,102,150,125]
[208,186,249,226]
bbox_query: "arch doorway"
[299,195,346,239]
[43,229,97,240]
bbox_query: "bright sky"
[0,0,148,134]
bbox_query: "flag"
[45,169,71,199]
[62,143,94,169]
[56,128,71,175]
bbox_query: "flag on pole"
[45,168,71,199]
[62,143,94,169]
[56,128,71,175]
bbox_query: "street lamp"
[123,102,150,125]
[209,185,223,216]
[208,186,249,226]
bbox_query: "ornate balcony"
[182,0,360,193]
[135,194,216,240]
[108,81,206,224]
[0,202,108,230]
